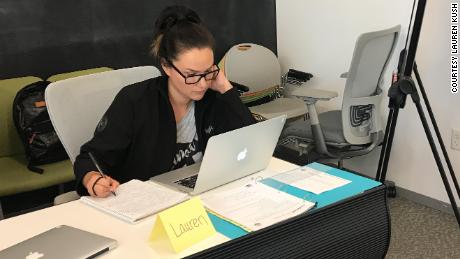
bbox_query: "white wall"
[277,0,460,204]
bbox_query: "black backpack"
[12,81,68,174]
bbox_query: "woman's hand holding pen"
[83,171,120,198]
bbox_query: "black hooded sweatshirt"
[73,76,255,195]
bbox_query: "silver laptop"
[151,115,286,195]
[0,225,117,259]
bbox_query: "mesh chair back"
[342,25,400,144]
[45,66,160,163]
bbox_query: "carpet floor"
[386,197,460,258]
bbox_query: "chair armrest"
[289,88,338,102]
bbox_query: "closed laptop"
[0,225,117,259]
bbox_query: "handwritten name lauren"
[169,215,209,238]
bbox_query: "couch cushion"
[0,155,74,197]
[0,69,112,198]
[0,76,42,157]
[47,67,112,82]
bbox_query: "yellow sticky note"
[149,197,216,253]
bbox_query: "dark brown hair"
[150,6,215,64]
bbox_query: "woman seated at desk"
[73,5,255,198]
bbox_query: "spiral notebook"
[80,180,189,223]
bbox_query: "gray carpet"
[386,197,460,258]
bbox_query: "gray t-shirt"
[171,102,203,170]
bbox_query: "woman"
[73,5,255,197]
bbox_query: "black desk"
[189,185,389,259]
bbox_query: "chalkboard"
[0,0,277,79]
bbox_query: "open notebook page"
[80,179,189,223]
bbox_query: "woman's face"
[163,47,215,102]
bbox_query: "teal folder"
[209,162,381,239]
[261,162,382,209]
[207,211,248,239]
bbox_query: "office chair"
[219,43,308,121]
[45,66,161,204]
[282,25,401,168]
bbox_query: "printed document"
[202,182,315,231]
[272,166,351,195]
[80,179,189,223]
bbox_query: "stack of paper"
[80,180,189,223]
[202,182,315,231]
[271,166,351,195]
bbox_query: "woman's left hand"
[210,66,233,94]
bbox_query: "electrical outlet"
[452,128,460,151]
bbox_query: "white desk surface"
[0,157,298,258]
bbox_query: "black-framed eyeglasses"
[167,60,220,84]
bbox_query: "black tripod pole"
[377,75,460,227]
[409,78,460,227]
[376,107,397,182]
[376,80,407,183]
[413,62,460,200]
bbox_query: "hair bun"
[156,6,201,34]
[161,16,179,31]
[185,13,200,24]
[151,5,213,60]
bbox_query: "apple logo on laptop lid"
[237,148,248,161]
[26,251,44,259]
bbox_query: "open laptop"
[151,115,286,195]
[0,225,117,259]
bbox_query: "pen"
[88,152,117,196]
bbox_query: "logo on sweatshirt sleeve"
[204,125,214,135]
[96,115,108,133]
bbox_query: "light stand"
[376,0,460,227]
